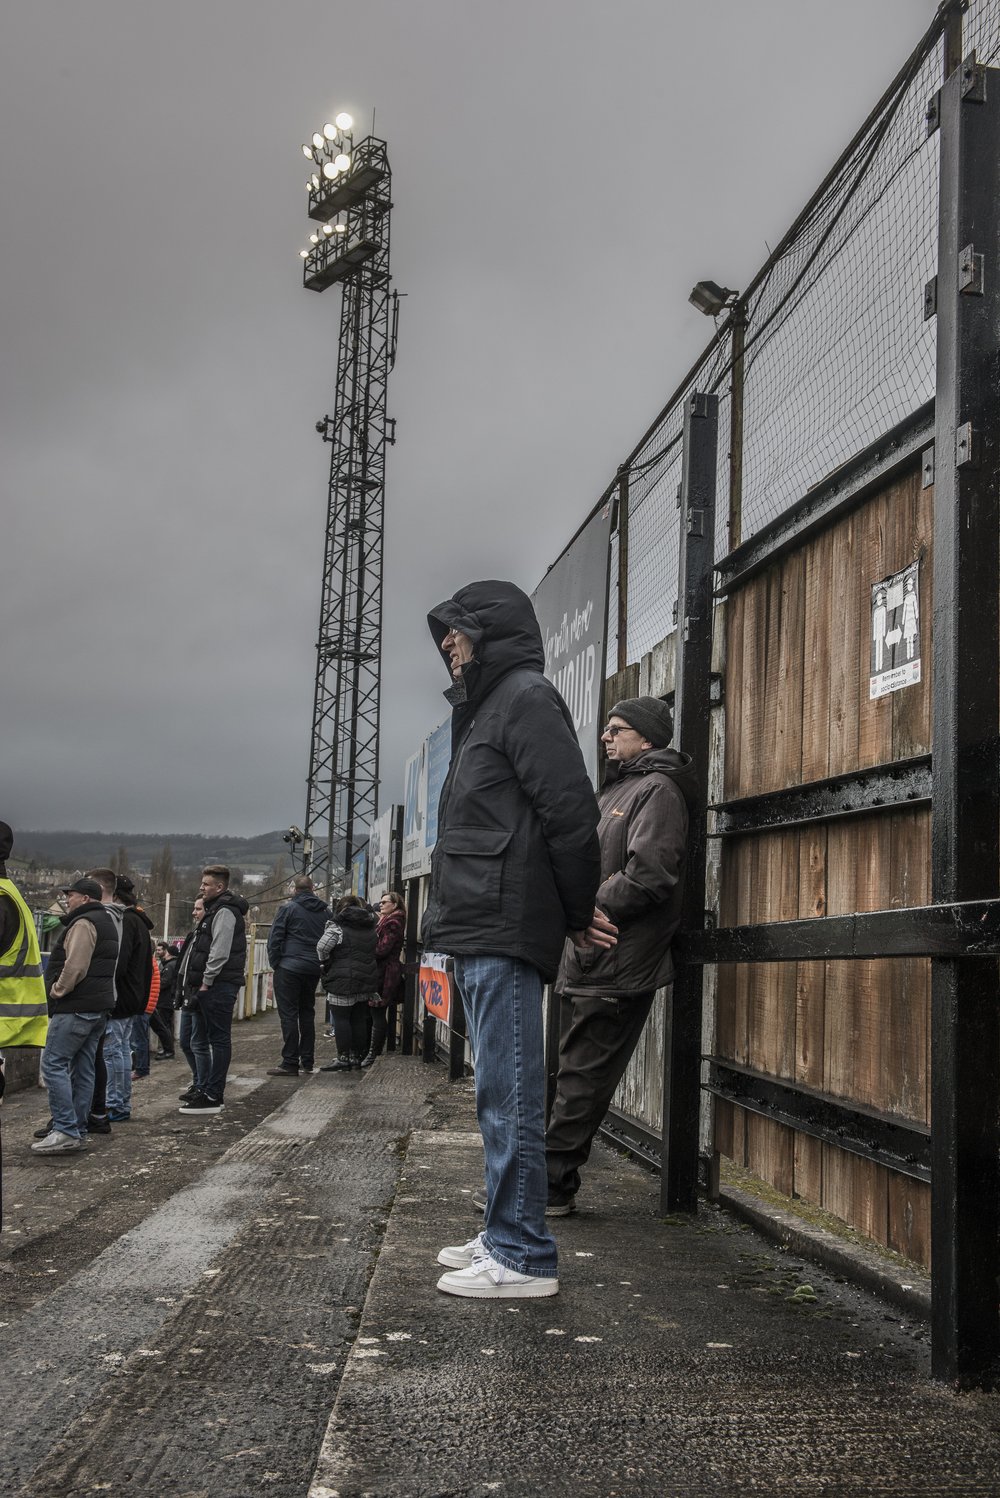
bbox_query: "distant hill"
[12,828,289,874]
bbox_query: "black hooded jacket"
[420,580,601,981]
[558,746,698,996]
[112,904,155,1018]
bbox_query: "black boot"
[320,1055,355,1073]
[359,1050,376,1069]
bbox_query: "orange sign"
[419,954,452,1024]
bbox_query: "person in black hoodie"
[317,895,378,1072]
[266,875,329,1076]
[179,865,248,1115]
[84,868,154,1126]
[424,580,606,1301]
[545,696,698,1215]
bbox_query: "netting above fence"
[599,2,1000,671]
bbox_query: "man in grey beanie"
[544,695,698,1214]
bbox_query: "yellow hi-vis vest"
[0,877,48,1048]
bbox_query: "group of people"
[0,857,252,1151]
[1,573,689,1307]
[265,877,406,1076]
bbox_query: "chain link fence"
[600,2,999,670]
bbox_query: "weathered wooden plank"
[857,488,894,769]
[739,573,768,798]
[795,825,827,1093]
[888,1173,931,1268]
[886,809,931,1124]
[774,550,806,790]
[892,468,933,760]
[828,511,861,777]
[759,570,783,794]
[823,821,858,1103]
[793,1132,823,1207]
[746,1114,794,1197]
[802,527,832,783]
[723,590,745,799]
[854,815,893,1110]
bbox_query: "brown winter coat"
[557,747,697,997]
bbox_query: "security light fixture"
[689,280,739,317]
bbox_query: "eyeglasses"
[602,724,633,737]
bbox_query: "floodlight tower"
[297,113,398,888]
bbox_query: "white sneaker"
[31,1129,85,1154]
[437,1232,487,1269]
[437,1250,559,1299]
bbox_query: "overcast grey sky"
[2,0,932,837]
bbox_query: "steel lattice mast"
[297,121,397,888]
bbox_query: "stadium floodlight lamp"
[323,122,337,140]
[312,132,325,150]
[309,231,320,243]
[323,161,339,180]
[311,173,320,188]
[302,143,315,160]
[689,280,738,317]
[322,222,334,235]
[335,112,353,131]
[334,153,351,173]
[334,221,347,234]
[299,249,309,259]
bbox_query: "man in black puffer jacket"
[424,580,607,1302]
[266,875,329,1076]
[546,696,698,1215]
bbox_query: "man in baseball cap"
[32,877,118,1153]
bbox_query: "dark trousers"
[190,983,239,1101]
[150,1004,175,1054]
[273,968,318,1070]
[331,1000,370,1059]
[369,1005,389,1057]
[545,988,657,1198]
[90,1030,108,1116]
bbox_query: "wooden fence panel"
[716,463,934,1264]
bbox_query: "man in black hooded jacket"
[424,580,606,1300]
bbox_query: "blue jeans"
[179,1007,210,1090]
[130,1013,150,1075]
[41,1011,106,1138]
[190,983,239,1101]
[103,1017,134,1114]
[453,954,557,1278]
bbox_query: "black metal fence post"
[660,391,718,1214]
[400,877,419,1056]
[930,56,1000,1386]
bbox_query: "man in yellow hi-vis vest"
[0,822,47,1058]
[1,821,48,1226]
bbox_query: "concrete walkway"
[3,1012,999,1496]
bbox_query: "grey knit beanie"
[609,696,674,748]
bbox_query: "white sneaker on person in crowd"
[436,1232,487,1269]
[437,1249,559,1298]
[31,1129,85,1154]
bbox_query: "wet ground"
[3,1009,999,1497]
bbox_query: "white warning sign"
[870,560,921,700]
